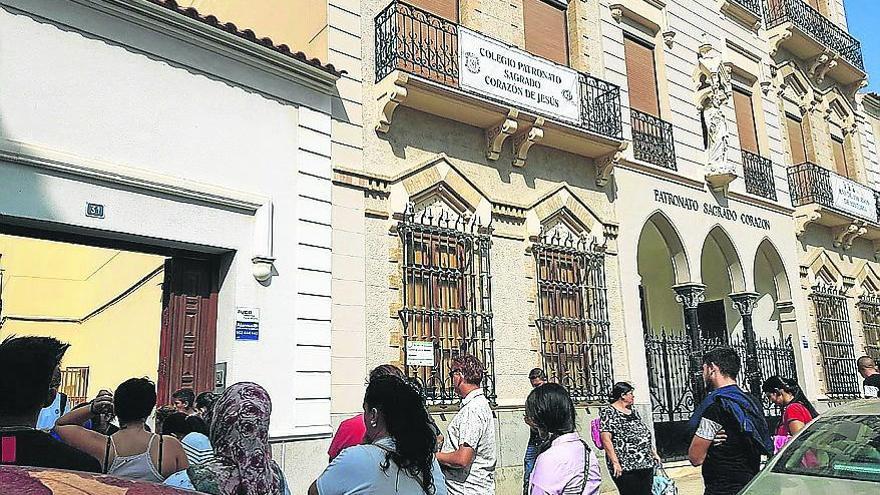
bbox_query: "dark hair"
[525,383,577,454]
[858,355,877,371]
[762,375,819,418]
[702,347,740,379]
[450,354,484,386]
[185,415,209,436]
[528,368,547,381]
[171,388,195,408]
[370,364,405,381]
[195,391,218,410]
[0,336,70,415]
[161,412,189,437]
[608,382,634,403]
[365,375,436,494]
[114,378,157,423]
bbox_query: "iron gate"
[645,330,797,459]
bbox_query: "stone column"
[730,292,762,398]
[673,283,707,401]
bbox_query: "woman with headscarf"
[164,382,290,495]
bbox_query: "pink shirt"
[528,433,601,495]
[327,414,366,460]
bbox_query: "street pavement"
[598,464,705,494]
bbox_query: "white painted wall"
[0,0,334,437]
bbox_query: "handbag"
[589,417,603,449]
[652,464,678,495]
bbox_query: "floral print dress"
[598,406,655,472]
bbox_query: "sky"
[845,0,880,92]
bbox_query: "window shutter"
[805,0,820,11]
[408,0,458,21]
[733,89,760,154]
[624,36,660,117]
[832,136,849,177]
[786,115,808,165]
[523,0,569,65]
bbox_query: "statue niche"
[696,40,736,195]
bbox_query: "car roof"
[820,399,880,417]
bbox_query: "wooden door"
[157,257,218,404]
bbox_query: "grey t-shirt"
[441,388,497,495]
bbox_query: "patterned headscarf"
[186,382,284,495]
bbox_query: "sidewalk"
[598,464,704,494]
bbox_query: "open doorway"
[0,232,218,406]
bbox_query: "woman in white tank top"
[56,378,189,480]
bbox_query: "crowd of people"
[1,333,879,494]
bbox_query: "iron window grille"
[858,294,880,361]
[810,285,861,398]
[742,151,777,201]
[533,229,613,402]
[631,109,677,170]
[398,203,496,405]
[764,0,864,72]
[60,366,90,407]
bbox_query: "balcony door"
[733,88,760,155]
[523,0,569,65]
[624,36,660,117]
[785,114,808,165]
[408,0,458,20]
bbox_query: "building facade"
[0,0,341,483]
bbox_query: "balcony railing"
[731,0,763,18]
[788,161,879,223]
[742,151,777,201]
[631,110,676,170]
[764,0,864,71]
[375,0,623,140]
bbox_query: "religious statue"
[697,40,736,189]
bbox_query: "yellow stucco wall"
[176,0,328,60]
[0,235,164,397]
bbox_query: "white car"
[741,399,880,494]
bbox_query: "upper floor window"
[733,88,760,154]
[397,202,495,405]
[408,0,458,20]
[831,133,850,178]
[623,36,660,117]
[785,113,809,165]
[534,225,613,402]
[523,0,569,65]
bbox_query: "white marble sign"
[458,27,581,124]
[830,174,878,222]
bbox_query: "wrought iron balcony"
[631,110,676,170]
[374,1,623,143]
[788,161,880,228]
[742,151,777,201]
[730,0,762,19]
[764,0,864,75]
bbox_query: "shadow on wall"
[381,106,609,197]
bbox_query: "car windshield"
[771,414,880,483]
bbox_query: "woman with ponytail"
[762,376,818,452]
[525,383,601,495]
[309,374,446,494]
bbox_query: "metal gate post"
[672,283,706,403]
[730,292,762,398]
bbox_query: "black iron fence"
[646,329,797,459]
[397,203,496,406]
[732,0,763,18]
[375,0,623,140]
[742,150,777,201]
[631,110,677,170]
[534,230,613,402]
[764,0,864,71]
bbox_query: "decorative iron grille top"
[533,227,612,402]
[397,202,496,405]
